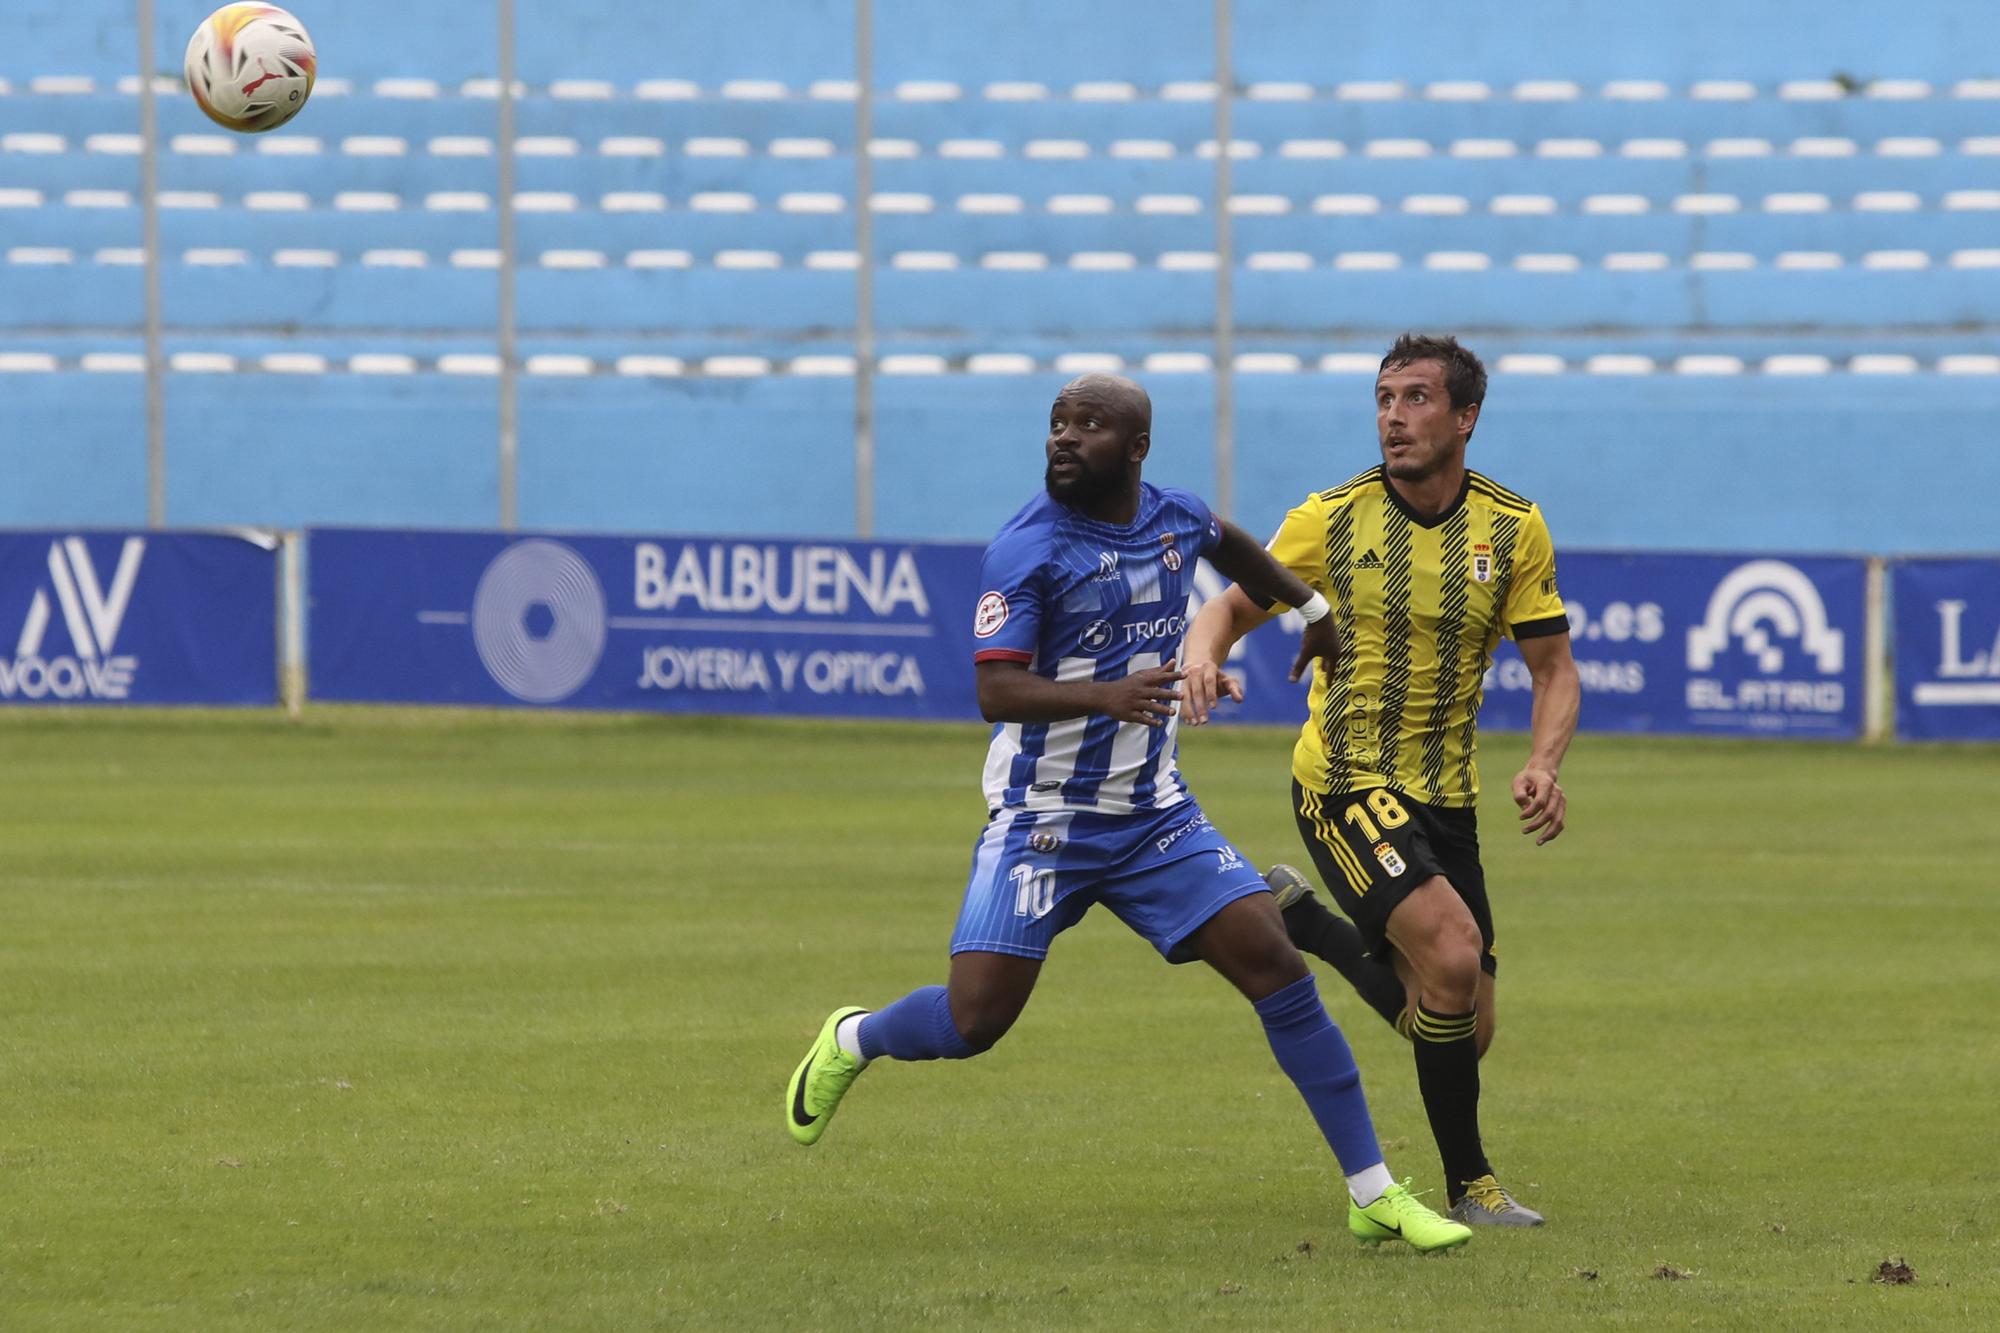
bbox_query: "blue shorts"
[949,799,1272,965]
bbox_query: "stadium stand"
[1,0,1997,545]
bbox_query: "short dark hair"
[1380,333,1487,411]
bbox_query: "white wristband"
[1297,592,1331,624]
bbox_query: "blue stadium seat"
[870,158,1213,201]
[4,207,143,251]
[1228,99,1999,155]
[162,265,497,330]
[873,0,1204,88]
[1229,213,1697,260]
[153,209,495,253]
[1701,158,2000,197]
[516,211,848,259]
[1236,269,1695,331]
[872,212,1208,257]
[511,155,851,198]
[516,99,855,148]
[515,0,852,89]
[876,270,1212,333]
[519,268,854,331]
[0,263,143,325]
[241,97,501,143]
[1695,268,2000,326]
[0,92,135,137]
[157,152,498,199]
[0,151,140,192]
[873,101,1213,150]
[1230,0,1984,89]
[1696,212,1998,255]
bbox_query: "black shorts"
[1291,778,1497,977]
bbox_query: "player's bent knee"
[1418,935,1481,1012]
[953,1010,1011,1055]
[947,993,1019,1053]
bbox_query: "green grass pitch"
[1,707,1995,1329]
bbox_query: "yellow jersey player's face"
[1375,359,1478,483]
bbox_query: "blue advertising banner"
[1201,552,1869,739]
[0,530,277,705]
[1893,558,2000,741]
[1481,553,1869,738]
[308,532,1874,739]
[308,528,986,719]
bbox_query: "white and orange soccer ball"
[184,5,317,133]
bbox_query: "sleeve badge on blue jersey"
[974,590,1009,637]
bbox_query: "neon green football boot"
[786,1006,869,1146]
[1349,1179,1474,1253]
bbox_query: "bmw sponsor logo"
[1080,618,1114,651]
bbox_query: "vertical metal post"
[496,0,520,529]
[281,529,306,719]
[138,0,166,525]
[1211,0,1235,520]
[853,0,876,538]
[1864,556,1888,742]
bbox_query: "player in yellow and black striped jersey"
[1265,463,1567,808]
[1182,334,1581,1228]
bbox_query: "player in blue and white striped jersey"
[785,375,1471,1252]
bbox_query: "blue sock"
[1254,974,1384,1176]
[857,985,976,1062]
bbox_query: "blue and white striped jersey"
[970,483,1223,815]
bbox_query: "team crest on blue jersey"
[1163,547,1183,571]
[1027,831,1063,854]
[1080,619,1114,651]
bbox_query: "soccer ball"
[184,5,317,134]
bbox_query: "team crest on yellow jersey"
[1471,542,1493,584]
[1372,842,1408,876]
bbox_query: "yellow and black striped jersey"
[1263,466,1568,808]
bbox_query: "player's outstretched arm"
[1181,587,1273,725]
[1204,520,1340,686]
[976,658,1187,727]
[1512,630,1581,844]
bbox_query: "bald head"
[1045,374,1152,517]
[1054,373,1152,436]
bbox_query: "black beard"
[1045,458,1121,507]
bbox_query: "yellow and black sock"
[1410,1003,1491,1202]
[1279,893,1406,1027]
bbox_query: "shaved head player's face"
[1045,374,1151,513]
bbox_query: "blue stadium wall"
[3,0,1997,551]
